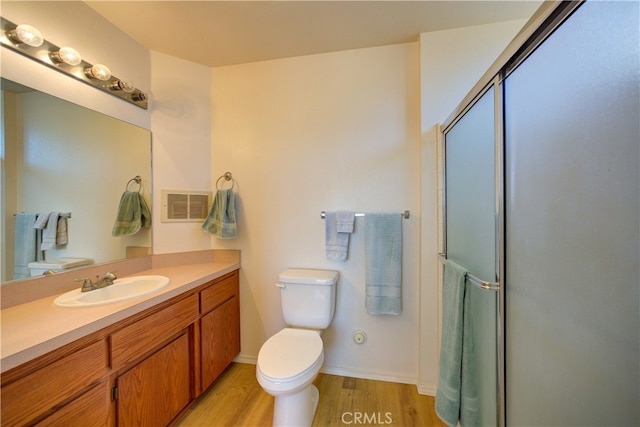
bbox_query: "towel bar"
[320,210,410,219]
[13,212,72,219]
[438,253,500,291]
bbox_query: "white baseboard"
[319,364,416,386]
[417,384,437,396]
[234,353,257,365]
[233,353,436,397]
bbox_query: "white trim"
[234,353,257,365]
[235,354,420,389]
[319,365,416,386]
[417,384,438,396]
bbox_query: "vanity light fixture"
[0,16,148,109]
[7,23,43,47]
[50,46,82,66]
[85,63,111,81]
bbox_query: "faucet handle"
[75,277,94,292]
[103,272,117,280]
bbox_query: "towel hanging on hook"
[216,171,235,190]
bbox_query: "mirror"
[1,78,152,283]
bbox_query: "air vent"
[161,190,212,223]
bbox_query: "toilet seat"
[257,328,324,393]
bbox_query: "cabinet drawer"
[200,272,239,314]
[35,379,112,427]
[111,295,198,370]
[1,340,107,426]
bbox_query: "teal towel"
[364,213,402,315]
[325,212,351,262]
[112,191,152,236]
[435,259,480,426]
[13,213,39,279]
[202,189,236,239]
[41,212,59,250]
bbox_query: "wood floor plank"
[177,363,445,427]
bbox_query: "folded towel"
[336,211,356,233]
[435,259,479,426]
[41,212,59,250]
[56,215,68,246]
[202,189,237,239]
[112,191,152,236]
[325,212,350,262]
[14,213,38,279]
[364,213,402,315]
[33,212,50,230]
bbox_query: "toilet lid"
[258,328,323,380]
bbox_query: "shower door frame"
[440,75,504,427]
[438,1,585,425]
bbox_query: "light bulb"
[85,64,111,81]
[50,46,82,66]
[110,80,135,93]
[8,24,44,47]
[132,92,147,102]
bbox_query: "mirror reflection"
[1,79,152,283]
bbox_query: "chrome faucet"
[76,272,118,292]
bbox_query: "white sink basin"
[53,275,170,308]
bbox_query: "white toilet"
[256,268,339,427]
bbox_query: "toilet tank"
[27,258,92,277]
[278,268,339,329]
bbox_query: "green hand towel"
[112,191,152,236]
[202,189,236,239]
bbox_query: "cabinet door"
[117,333,191,427]
[201,295,240,389]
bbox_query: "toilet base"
[272,384,319,427]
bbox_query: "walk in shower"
[439,1,639,425]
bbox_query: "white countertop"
[1,260,239,373]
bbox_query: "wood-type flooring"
[177,363,445,427]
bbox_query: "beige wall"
[211,43,422,383]
[150,51,213,255]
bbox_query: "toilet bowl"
[256,268,338,427]
[257,328,324,426]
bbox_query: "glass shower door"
[444,86,498,427]
[504,1,640,425]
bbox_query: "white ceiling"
[86,1,542,68]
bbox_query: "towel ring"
[216,171,235,190]
[126,175,143,194]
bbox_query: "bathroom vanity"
[0,250,240,426]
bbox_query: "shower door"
[443,85,499,427]
[504,1,640,425]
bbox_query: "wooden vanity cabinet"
[200,271,241,391]
[0,269,240,426]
